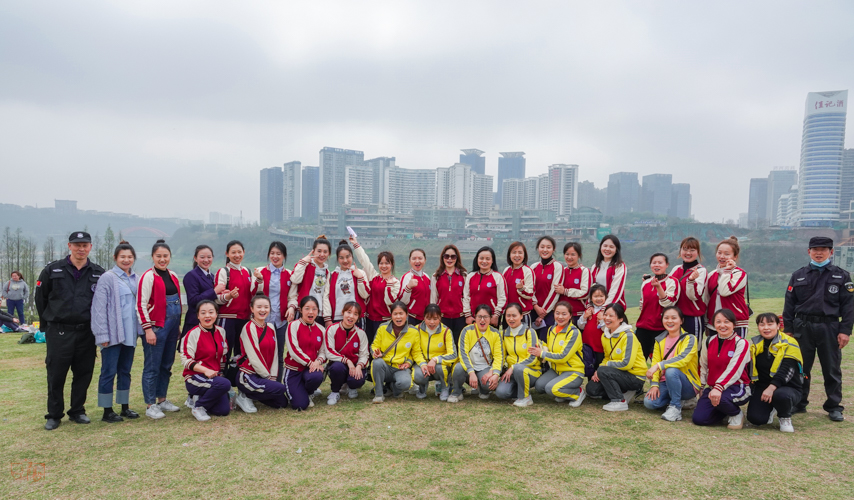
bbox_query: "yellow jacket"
[502,325,541,372]
[650,330,701,390]
[414,322,457,367]
[541,323,584,374]
[749,331,803,382]
[601,323,646,379]
[458,324,504,375]
[371,322,423,369]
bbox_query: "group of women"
[88,233,804,432]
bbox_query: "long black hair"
[595,235,623,269]
[225,240,244,264]
[472,246,498,273]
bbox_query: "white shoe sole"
[569,390,586,408]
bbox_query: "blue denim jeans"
[98,343,136,407]
[141,295,181,404]
[644,368,697,410]
[7,298,24,324]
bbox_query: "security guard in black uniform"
[35,231,105,430]
[782,236,852,422]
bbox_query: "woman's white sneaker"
[159,399,180,412]
[569,388,587,408]
[348,388,359,399]
[513,396,534,407]
[192,406,211,422]
[327,392,341,405]
[603,401,629,412]
[145,404,165,420]
[235,392,258,413]
[727,410,744,430]
[767,408,777,425]
[661,405,682,422]
[779,417,794,433]
[372,396,384,404]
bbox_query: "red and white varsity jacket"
[431,269,466,319]
[531,259,564,314]
[700,333,751,391]
[558,265,591,318]
[398,269,432,321]
[354,244,401,321]
[463,270,507,319]
[259,265,292,322]
[503,265,534,313]
[214,263,259,320]
[669,264,707,318]
[324,321,369,368]
[283,320,327,372]
[322,267,370,323]
[180,325,228,380]
[136,267,181,330]
[288,254,329,313]
[590,262,627,308]
[703,267,749,328]
[238,321,279,380]
[636,275,680,330]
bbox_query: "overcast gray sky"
[2,1,852,223]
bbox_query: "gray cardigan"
[2,280,29,301]
[91,268,142,346]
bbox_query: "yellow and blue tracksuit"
[495,325,542,399]
[413,322,457,390]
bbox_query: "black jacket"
[782,263,854,335]
[35,257,105,325]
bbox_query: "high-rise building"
[748,177,769,228]
[344,166,375,205]
[319,147,365,214]
[537,173,550,211]
[471,173,494,217]
[841,149,854,216]
[669,183,691,219]
[282,161,301,220]
[766,168,797,226]
[606,172,640,216]
[495,152,526,206]
[577,180,606,210]
[545,164,579,216]
[501,177,540,210]
[641,174,673,216]
[260,166,283,226]
[459,149,486,175]
[363,156,396,204]
[797,90,848,226]
[385,168,437,214]
[301,166,320,222]
[436,162,492,216]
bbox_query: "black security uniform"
[782,239,853,415]
[35,237,105,421]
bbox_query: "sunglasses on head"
[443,254,457,260]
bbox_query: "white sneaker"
[308,398,315,408]
[682,397,698,410]
[727,410,744,430]
[479,392,490,400]
[158,399,180,412]
[662,405,682,422]
[513,396,534,407]
[184,396,196,409]
[145,404,165,420]
[555,397,570,403]
[408,385,418,395]
[622,390,637,404]
[439,388,450,401]
[603,401,629,412]
[327,392,341,406]
[313,388,322,397]
[447,394,460,403]
[348,388,359,399]
[767,408,777,425]
[779,417,794,433]
[416,387,427,399]
[235,392,258,413]
[569,388,586,408]
[191,406,210,422]
[372,396,384,404]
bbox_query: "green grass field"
[2,298,853,499]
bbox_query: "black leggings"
[633,327,660,360]
[747,384,802,424]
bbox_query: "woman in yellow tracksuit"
[449,304,503,403]
[413,304,457,401]
[495,303,542,407]
[532,302,586,407]
[643,306,700,422]
[370,301,423,404]
[586,303,647,412]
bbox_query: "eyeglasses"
[443,254,457,260]
[475,315,490,320]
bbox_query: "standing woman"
[495,303,542,407]
[234,295,289,412]
[180,300,231,422]
[463,246,506,328]
[399,248,432,325]
[703,237,749,338]
[255,241,291,382]
[532,302,586,407]
[591,235,627,308]
[214,240,260,360]
[555,242,590,325]
[635,253,680,359]
[669,237,707,337]
[502,242,534,326]
[531,236,564,340]
[182,245,225,338]
[287,236,332,327]
[91,241,142,422]
[351,236,400,345]
[322,240,370,327]
[283,296,327,411]
[431,244,467,343]
[325,302,370,404]
[2,271,28,325]
[137,240,183,420]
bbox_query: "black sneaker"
[101,411,124,423]
[44,418,61,431]
[793,407,807,414]
[120,408,140,419]
[68,414,91,424]
[829,410,845,422]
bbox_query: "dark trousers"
[692,385,751,425]
[682,315,705,337]
[284,368,324,411]
[534,311,555,342]
[219,318,248,360]
[237,372,289,409]
[747,384,802,424]
[586,365,644,402]
[794,320,844,413]
[328,361,367,392]
[408,315,422,326]
[45,325,96,419]
[275,324,287,383]
[7,298,25,324]
[442,316,467,346]
[364,318,385,346]
[185,375,231,416]
[634,327,660,359]
[98,343,135,407]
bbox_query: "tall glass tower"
[797,90,848,227]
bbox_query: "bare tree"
[43,236,57,266]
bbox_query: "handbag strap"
[662,334,688,361]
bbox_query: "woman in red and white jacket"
[399,248,432,325]
[703,236,749,338]
[555,242,591,325]
[214,240,260,361]
[322,240,370,328]
[463,246,506,328]
[233,295,289,413]
[531,236,564,341]
[180,300,230,422]
[636,253,680,359]
[503,241,534,326]
[591,235,627,308]
[324,301,370,405]
[351,236,400,345]
[431,244,467,343]
[283,296,328,411]
[137,239,183,419]
[255,241,291,382]
[287,236,332,327]
[669,237,707,337]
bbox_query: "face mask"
[810,259,830,267]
